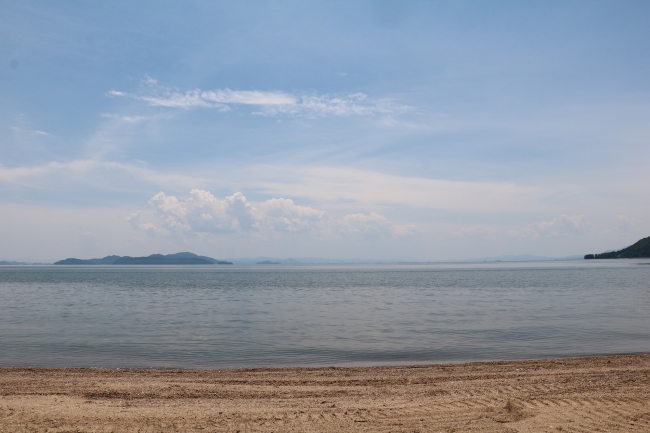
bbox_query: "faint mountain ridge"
[0,260,51,265]
[455,254,583,262]
[226,257,391,264]
[225,254,584,264]
[226,256,304,265]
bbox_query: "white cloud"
[201,89,297,106]
[107,78,409,118]
[337,212,416,236]
[141,90,216,109]
[9,126,52,136]
[615,214,641,233]
[125,211,141,228]
[513,214,588,239]
[125,211,168,236]
[254,93,405,117]
[140,189,412,238]
[100,113,150,123]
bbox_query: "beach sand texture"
[0,354,648,432]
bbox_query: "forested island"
[584,235,650,259]
[54,252,232,265]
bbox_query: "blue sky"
[1,1,648,261]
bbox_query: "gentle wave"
[0,260,648,368]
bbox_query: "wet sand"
[0,354,648,432]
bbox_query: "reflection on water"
[0,260,648,368]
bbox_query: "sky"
[1,1,649,262]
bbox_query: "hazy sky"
[1,1,648,261]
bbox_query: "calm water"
[0,260,648,369]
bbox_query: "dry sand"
[1,354,648,432]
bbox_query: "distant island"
[54,252,233,265]
[0,260,50,265]
[584,235,650,259]
[255,260,281,265]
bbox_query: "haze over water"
[1,260,648,369]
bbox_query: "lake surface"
[1,260,648,369]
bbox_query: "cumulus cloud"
[125,211,167,236]
[107,78,409,118]
[513,214,588,239]
[137,189,412,238]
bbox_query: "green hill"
[584,236,650,259]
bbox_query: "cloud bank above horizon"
[130,189,414,239]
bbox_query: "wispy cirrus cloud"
[202,89,297,106]
[106,78,409,118]
[251,165,554,213]
[0,159,209,193]
[100,113,151,123]
[0,159,569,215]
[9,126,53,136]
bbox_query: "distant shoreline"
[8,258,650,266]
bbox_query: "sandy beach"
[0,355,648,432]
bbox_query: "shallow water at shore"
[0,260,648,368]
